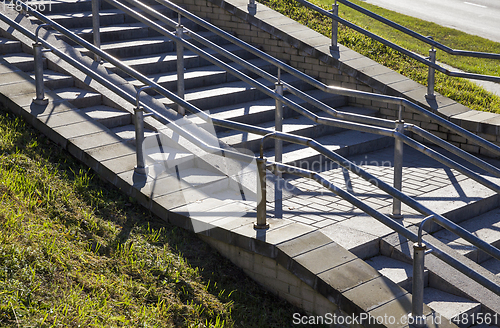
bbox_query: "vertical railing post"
[176,18,185,116]
[412,242,427,328]
[134,106,148,175]
[255,157,269,229]
[91,0,101,63]
[134,86,152,176]
[330,1,339,55]
[32,41,48,105]
[391,105,404,219]
[274,71,284,219]
[426,47,436,100]
[248,0,256,15]
[32,25,50,106]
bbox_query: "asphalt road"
[359,0,500,43]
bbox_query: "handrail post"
[274,72,284,219]
[426,47,436,100]
[248,0,256,15]
[134,86,151,176]
[411,242,427,328]
[330,1,340,55]
[32,25,48,106]
[176,19,185,116]
[255,157,269,229]
[391,111,404,219]
[91,0,101,63]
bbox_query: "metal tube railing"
[154,0,500,159]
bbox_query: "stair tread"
[28,69,73,84]
[365,255,414,285]
[423,287,481,320]
[80,105,130,119]
[2,53,34,64]
[56,87,100,98]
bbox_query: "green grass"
[0,108,316,327]
[259,0,500,113]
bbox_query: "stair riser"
[0,41,22,54]
[85,40,175,59]
[41,76,74,90]
[66,94,102,109]
[9,59,47,72]
[96,114,132,129]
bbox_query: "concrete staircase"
[1,0,500,325]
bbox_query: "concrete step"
[218,114,346,153]
[59,21,167,45]
[432,207,500,264]
[0,37,22,54]
[29,4,174,29]
[29,9,128,29]
[129,57,277,94]
[366,255,428,292]
[2,53,46,72]
[77,36,175,59]
[81,105,132,129]
[208,90,347,130]
[105,43,255,77]
[29,70,74,90]
[423,287,481,328]
[158,72,309,113]
[268,129,392,168]
[111,124,157,146]
[56,87,102,108]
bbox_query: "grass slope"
[259,0,500,113]
[0,108,314,328]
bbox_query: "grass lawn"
[259,0,500,113]
[0,108,316,327]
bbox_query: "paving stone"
[342,276,409,312]
[318,258,380,293]
[293,242,357,275]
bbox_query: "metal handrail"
[104,0,500,194]
[154,0,500,159]
[0,12,255,167]
[293,0,500,83]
